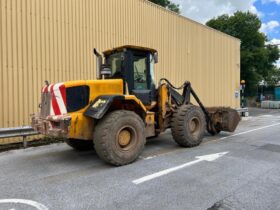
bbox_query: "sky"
[172,0,280,67]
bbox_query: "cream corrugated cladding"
[0,0,240,143]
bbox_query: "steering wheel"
[134,65,145,83]
[135,75,145,83]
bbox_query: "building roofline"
[142,0,241,43]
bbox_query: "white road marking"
[141,155,157,160]
[133,152,228,185]
[220,122,280,140]
[260,115,274,117]
[241,116,253,121]
[0,199,49,210]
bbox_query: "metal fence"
[0,127,38,148]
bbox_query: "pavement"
[0,108,280,210]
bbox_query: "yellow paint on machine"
[65,79,150,140]
[66,79,123,140]
[0,0,240,143]
[124,95,147,112]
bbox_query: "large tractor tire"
[93,110,146,166]
[65,139,93,151]
[171,105,206,147]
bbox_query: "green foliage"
[148,0,180,13]
[206,11,280,96]
[267,67,280,86]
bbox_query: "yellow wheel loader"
[32,45,240,166]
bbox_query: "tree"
[206,12,280,96]
[266,66,280,86]
[148,0,180,13]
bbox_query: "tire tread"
[171,105,205,147]
[94,110,145,166]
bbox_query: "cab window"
[133,55,148,90]
[106,52,123,78]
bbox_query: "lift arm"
[159,78,241,135]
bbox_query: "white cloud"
[172,0,260,23]
[250,5,264,17]
[261,0,280,5]
[268,38,280,45]
[260,20,280,33]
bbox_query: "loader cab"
[103,46,158,105]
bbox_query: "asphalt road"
[0,108,280,210]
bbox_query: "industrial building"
[0,0,240,143]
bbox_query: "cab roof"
[103,45,157,56]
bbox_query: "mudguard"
[84,95,125,119]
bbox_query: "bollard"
[240,80,246,108]
[23,136,28,148]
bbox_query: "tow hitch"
[31,114,71,138]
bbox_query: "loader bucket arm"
[159,78,241,135]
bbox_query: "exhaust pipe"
[93,48,102,79]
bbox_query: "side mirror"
[154,52,158,64]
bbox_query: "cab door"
[127,50,155,105]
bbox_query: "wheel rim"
[116,126,137,151]
[188,117,201,137]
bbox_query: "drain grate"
[259,144,280,153]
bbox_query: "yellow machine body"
[32,78,161,140]
[66,79,123,140]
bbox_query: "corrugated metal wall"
[0,0,240,143]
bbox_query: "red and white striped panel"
[42,83,67,116]
[41,85,48,93]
